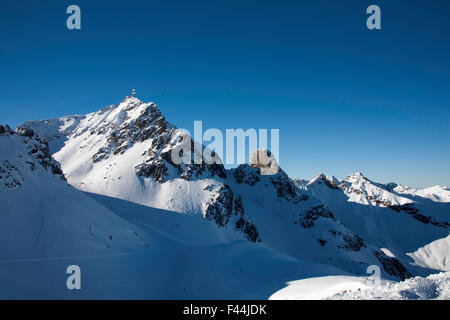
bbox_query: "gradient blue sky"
[1,0,449,187]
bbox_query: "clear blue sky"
[1,0,449,187]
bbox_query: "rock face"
[233,165,260,186]
[204,185,261,242]
[373,251,412,281]
[0,124,13,135]
[296,204,367,253]
[249,149,279,175]
[134,130,227,183]
[0,125,65,190]
[231,164,299,201]
[298,205,335,228]
[389,203,449,229]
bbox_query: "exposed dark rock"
[0,160,22,189]
[298,205,336,228]
[234,196,261,242]
[374,250,412,281]
[20,128,34,138]
[249,149,279,175]
[126,107,227,183]
[339,234,366,252]
[297,194,309,201]
[1,127,65,189]
[0,124,14,135]
[385,182,398,192]
[204,185,261,242]
[134,158,168,183]
[270,172,298,201]
[314,173,340,189]
[232,165,260,186]
[16,127,65,180]
[204,185,234,227]
[389,203,449,228]
[366,195,393,207]
[298,205,366,252]
[92,102,168,162]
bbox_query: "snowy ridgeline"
[0,96,449,299]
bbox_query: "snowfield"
[407,235,450,272]
[270,272,450,300]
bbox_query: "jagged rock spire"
[249,149,279,175]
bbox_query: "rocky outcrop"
[269,171,299,201]
[0,125,65,190]
[249,149,279,175]
[135,131,227,183]
[0,159,22,189]
[232,165,260,186]
[89,98,228,183]
[338,233,366,252]
[231,163,302,202]
[204,185,261,242]
[17,128,65,178]
[93,101,170,162]
[296,205,367,252]
[0,124,13,135]
[389,203,449,228]
[373,250,412,281]
[298,205,336,228]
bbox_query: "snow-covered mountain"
[17,95,416,278]
[0,123,346,299]
[1,94,448,299]
[295,173,449,273]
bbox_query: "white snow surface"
[407,235,450,271]
[270,272,450,300]
[415,185,450,202]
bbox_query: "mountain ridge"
[10,95,450,285]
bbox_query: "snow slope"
[270,272,450,300]
[414,185,450,203]
[0,125,153,259]
[0,126,350,299]
[407,235,450,272]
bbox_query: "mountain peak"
[308,173,340,189]
[249,148,279,175]
[385,182,399,191]
[343,172,368,184]
[118,95,145,110]
[350,172,365,178]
